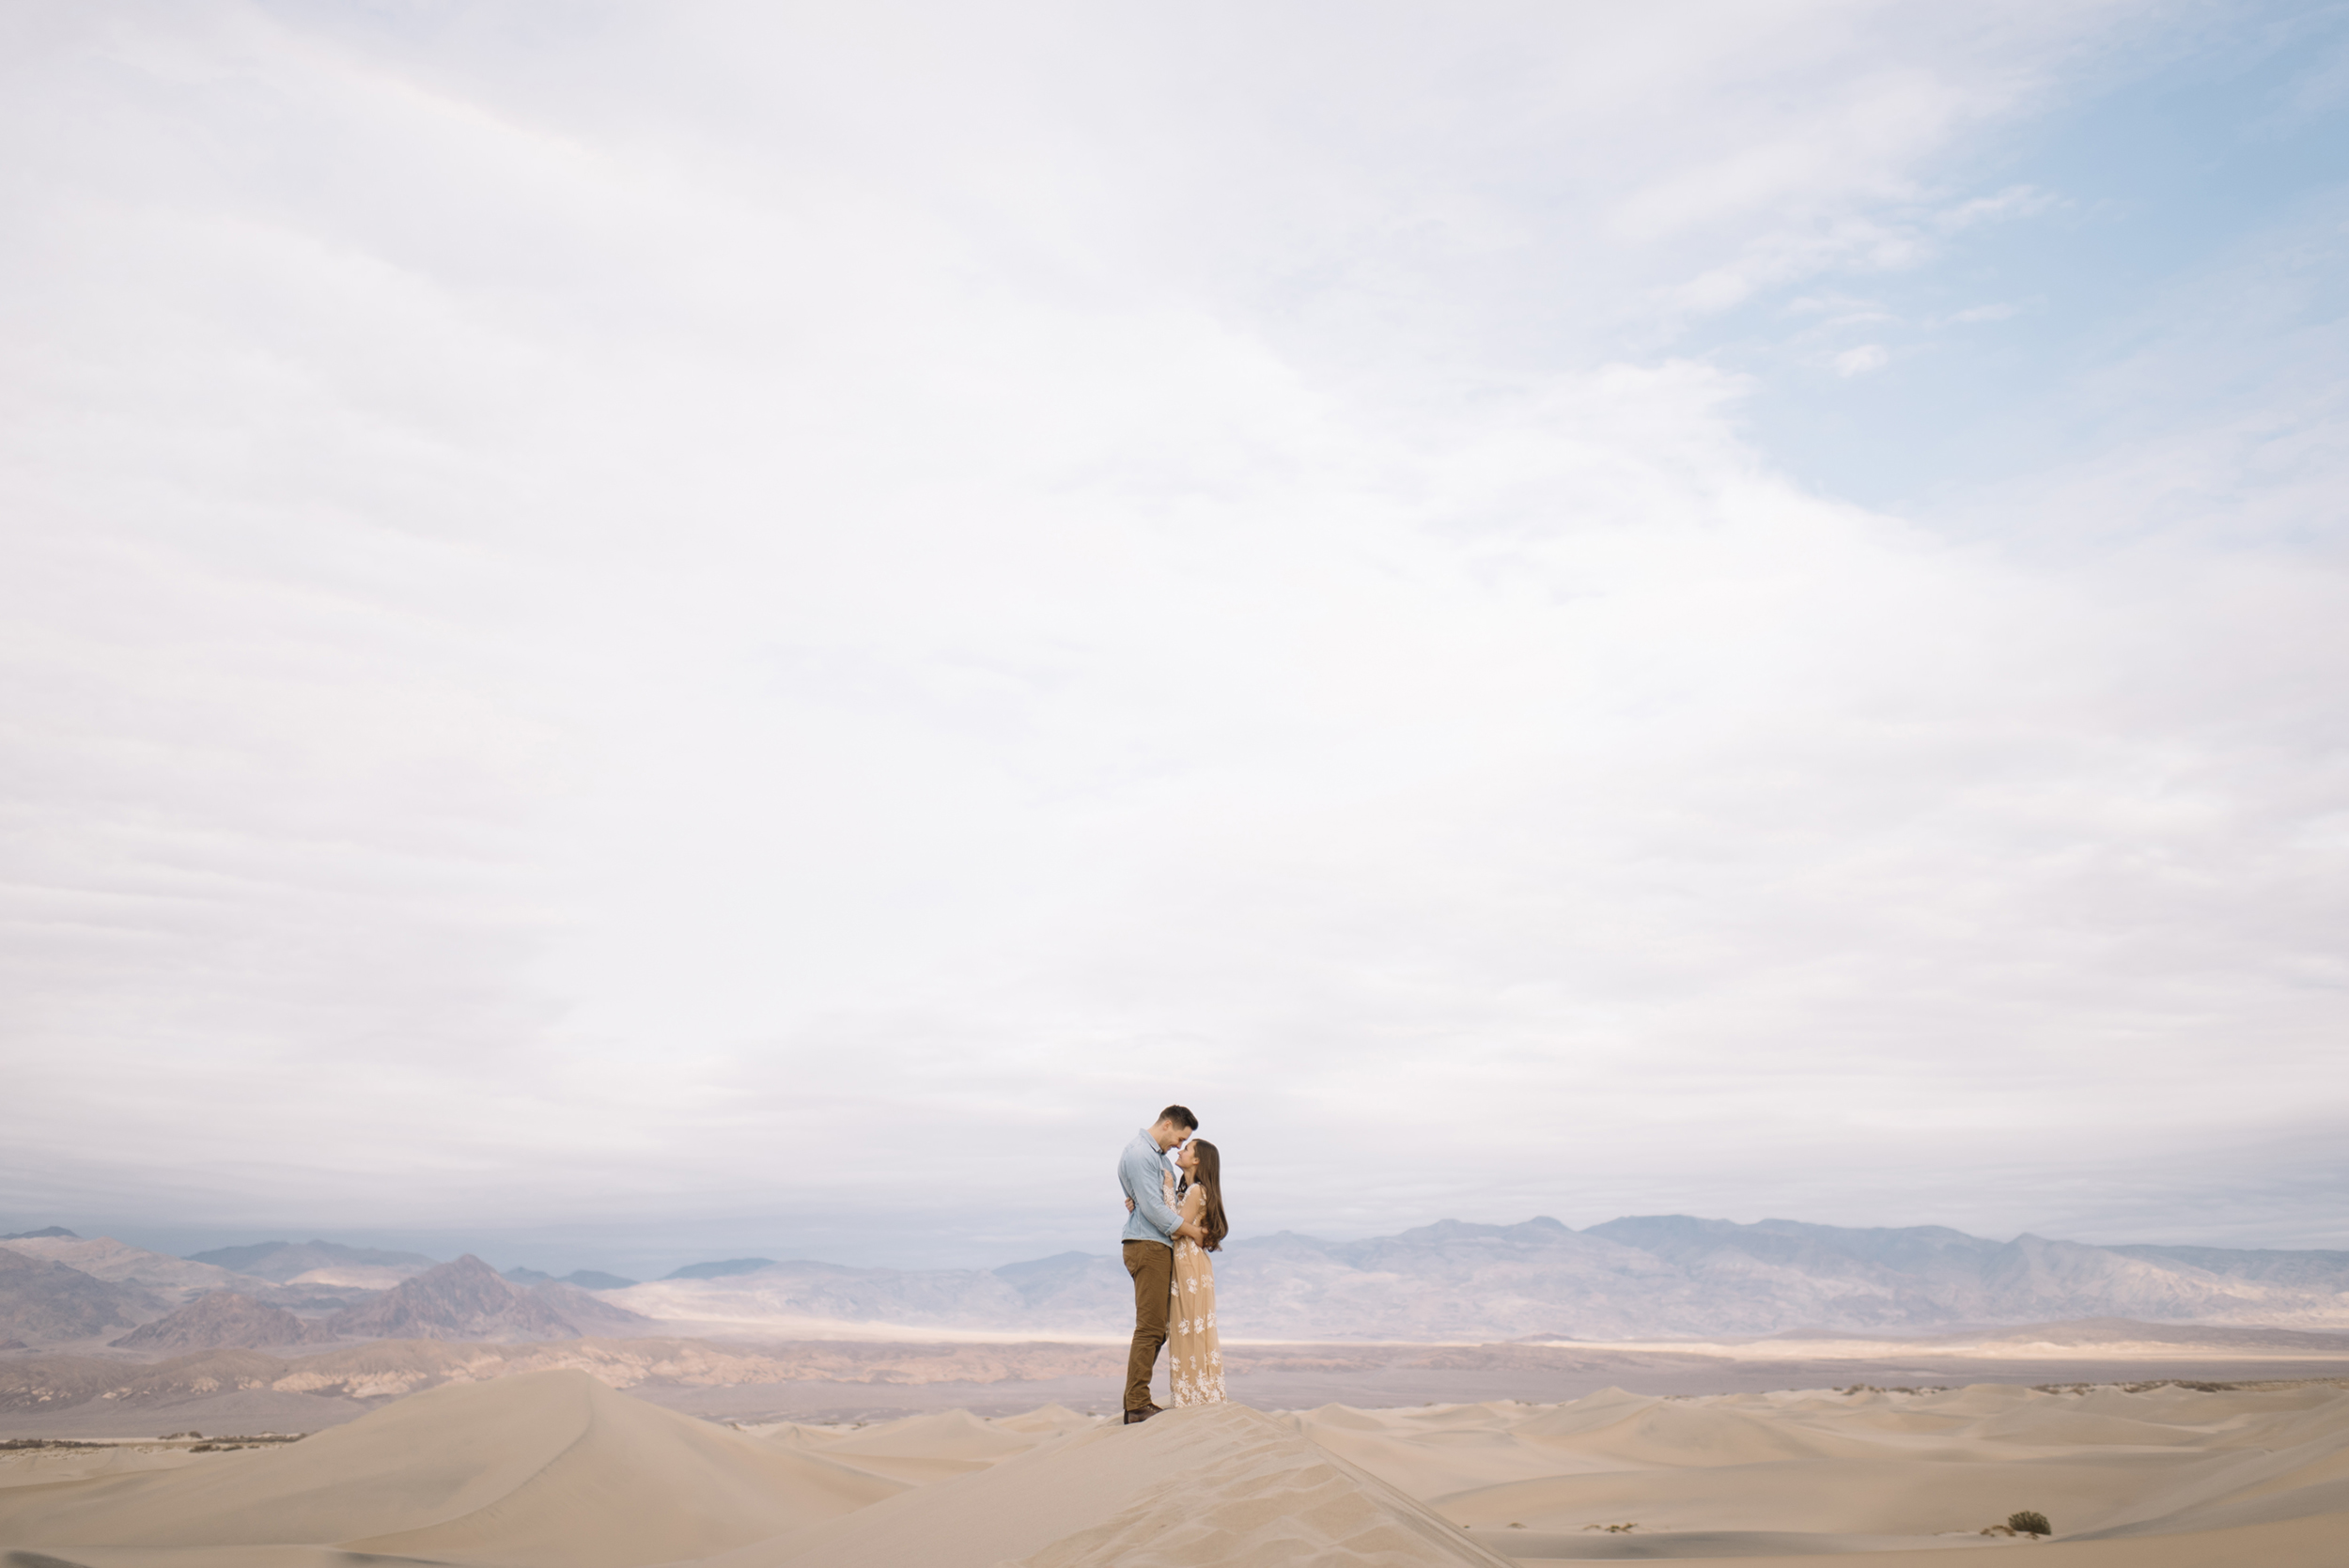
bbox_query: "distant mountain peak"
[501,1265,637,1291]
[185,1239,440,1282]
[110,1291,322,1351]
[662,1258,775,1281]
[320,1253,655,1343]
[994,1250,1097,1278]
[1,1227,79,1240]
[0,1242,166,1343]
[562,1270,637,1292]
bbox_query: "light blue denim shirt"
[1119,1127,1181,1247]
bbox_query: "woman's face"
[1176,1141,1199,1176]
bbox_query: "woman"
[1160,1138,1228,1405]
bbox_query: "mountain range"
[316,1254,657,1342]
[0,1240,656,1351]
[5,1214,2346,1353]
[606,1215,2349,1342]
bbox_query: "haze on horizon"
[3,0,2345,1278]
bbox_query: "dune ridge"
[0,1369,899,1566]
[5,1369,2348,1565]
[713,1403,1517,1568]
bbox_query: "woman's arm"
[1173,1184,1207,1245]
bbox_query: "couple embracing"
[1115,1104,1229,1423]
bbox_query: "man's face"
[1151,1118,1193,1151]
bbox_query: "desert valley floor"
[5,1362,2348,1566]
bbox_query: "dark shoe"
[1123,1405,1163,1424]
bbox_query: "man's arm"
[1121,1142,1181,1239]
[1128,1193,1200,1243]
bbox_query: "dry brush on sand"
[3,1374,2347,1565]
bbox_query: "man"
[1117,1104,1200,1423]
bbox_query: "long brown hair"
[1182,1140,1228,1252]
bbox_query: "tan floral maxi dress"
[1163,1175,1226,1405]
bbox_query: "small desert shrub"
[2007,1510,2051,1538]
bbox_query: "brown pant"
[1122,1239,1173,1412]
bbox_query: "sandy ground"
[2,1369,2344,1567]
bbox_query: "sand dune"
[784,1405,1060,1483]
[0,1369,899,1566]
[3,1372,2344,1565]
[709,1402,1517,1568]
[1322,1381,2349,1563]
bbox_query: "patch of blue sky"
[1700,1,2349,524]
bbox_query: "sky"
[2,0,2345,1281]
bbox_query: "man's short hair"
[1158,1104,1198,1132]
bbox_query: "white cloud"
[1933,183,2062,231]
[3,0,2341,1265]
